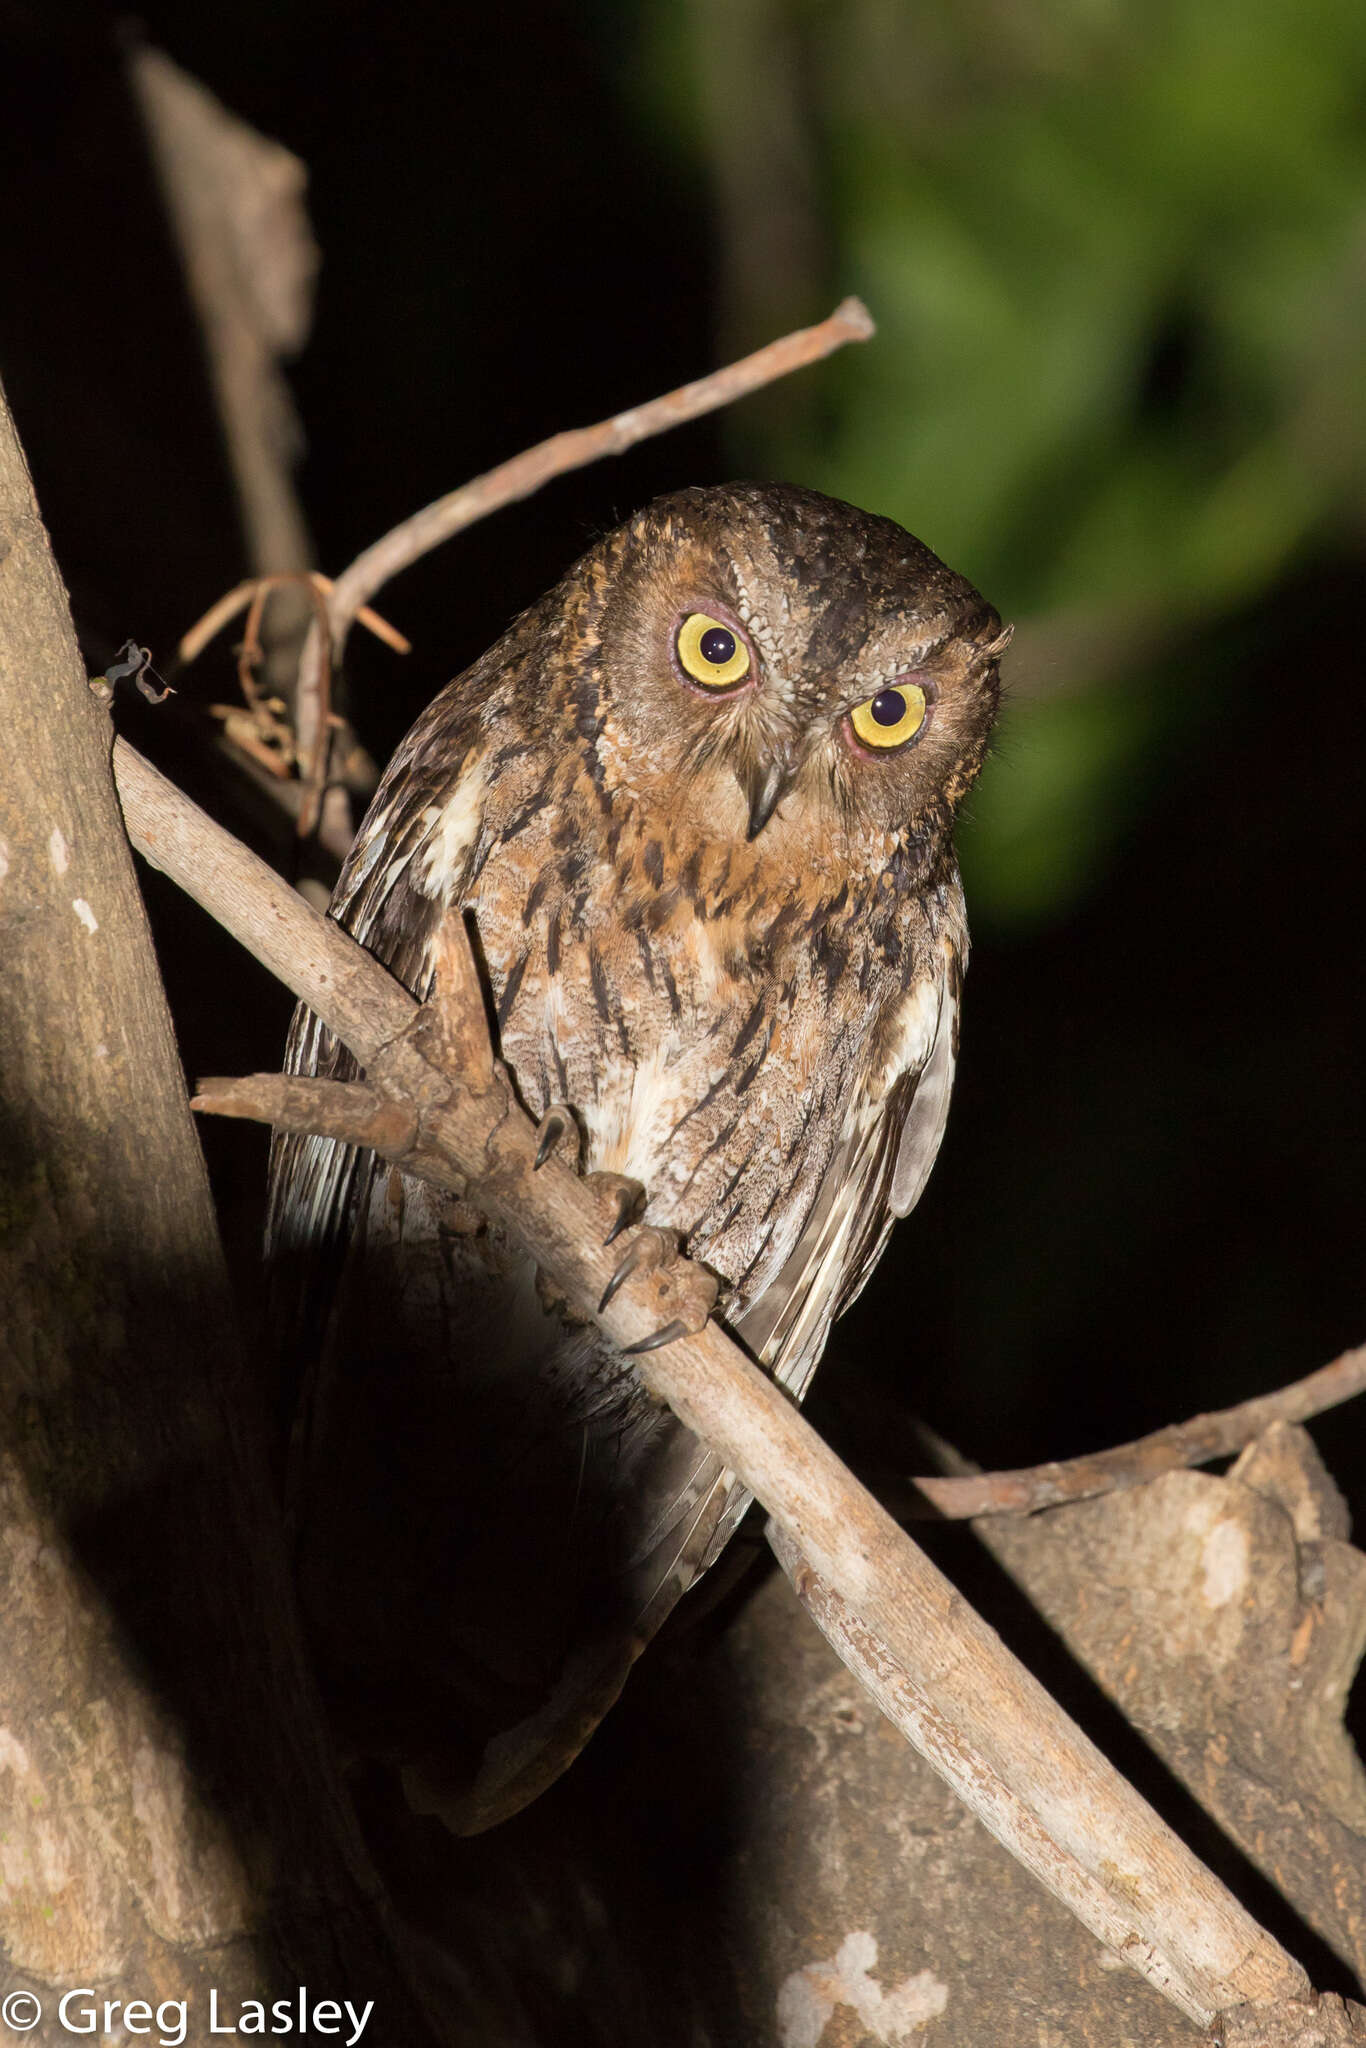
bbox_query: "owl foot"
[535,1171,660,1329]
[532,1102,579,1171]
[598,1226,673,1311]
[598,1224,719,1353]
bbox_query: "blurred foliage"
[620,0,1366,924]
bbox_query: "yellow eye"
[676,612,751,689]
[849,683,929,751]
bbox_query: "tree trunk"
[0,375,499,2043]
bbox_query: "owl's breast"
[465,816,920,1304]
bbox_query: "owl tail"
[401,1632,643,1835]
[403,1463,749,1834]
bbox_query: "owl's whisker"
[677,717,744,781]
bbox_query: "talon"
[622,1319,690,1357]
[603,1184,642,1245]
[533,1104,575,1171]
[584,1170,645,1245]
[599,1228,668,1313]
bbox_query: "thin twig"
[900,1343,1366,1520]
[113,735,1312,2030]
[181,573,403,835]
[292,297,876,761]
[131,46,368,858]
[178,575,410,670]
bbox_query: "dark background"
[3,3,1362,1541]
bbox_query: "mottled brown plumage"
[267,483,1007,1829]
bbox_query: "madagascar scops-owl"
[267,482,1008,1830]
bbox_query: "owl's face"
[583,484,1008,876]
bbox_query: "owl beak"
[742,752,796,839]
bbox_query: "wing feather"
[265,719,486,1357]
[736,960,959,1401]
[682,945,960,1578]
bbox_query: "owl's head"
[574,484,1009,876]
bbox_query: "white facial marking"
[72,899,99,934]
[49,827,70,875]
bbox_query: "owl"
[267,482,1008,1830]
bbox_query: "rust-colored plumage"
[267,483,1007,1828]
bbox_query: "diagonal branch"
[900,1343,1366,1519]
[292,297,876,764]
[114,735,1326,2033]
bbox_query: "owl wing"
[735,947,960,1402]
[265,708,482,1353]
[629,941,960,1607]
[448,950,964,1828]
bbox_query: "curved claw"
[599,1228,667,1313]
[533,1104,576,1171]
[622,1319,690,1357]
[603,1184,642,1245]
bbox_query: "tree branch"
[128,42,369,859]
[899,1343,1366,1519]
[292,297,876,743]
[113,734,1324,2031]
[129,44,317,589]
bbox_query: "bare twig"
[292,297,877,756]
[131,47,365,857]
[114,741,409,1059]
[900,1343,1366,1520]
[193,1072,419,1155]
[158,296,870,863]
[114,735,1315,2030]
[189,572,406,830]
[178,574,410,670]
[129,46,316,593]
[179,572,394,865]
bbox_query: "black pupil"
[699,626,736,666]
[870,689,906,726]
